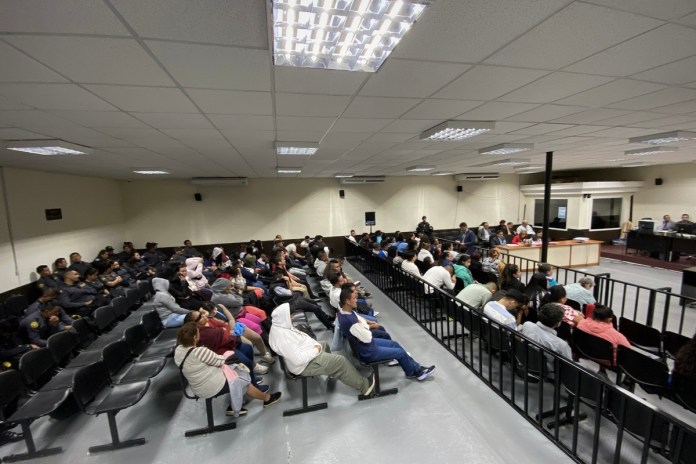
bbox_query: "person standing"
[416,216,433,238]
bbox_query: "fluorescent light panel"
[628,130,696,145]
[479,143,533,155]
[5,140,91,155]
[275,142,319,155]
[133,169,170,175]
[272,0,428,72]
[278,168,302,174]
[624,146,678,156]
[622,162,651,168]
[475,158,530,167]
[406,165,435,172]
[420,121,495,141]
[334,173,355,178]
[431,171,454,176]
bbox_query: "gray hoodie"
[210,278,243,315]
[152,277,188,321]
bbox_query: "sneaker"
[363,372,376,397]
[257,384,270,393]
[387,359,399,366]
[417,365,436,381]
[255,377,264,384]
[373,311,380,317]
[254,363,269,375]
[261,352,275,364]
[263,391,282,408]
[226,406,248,416]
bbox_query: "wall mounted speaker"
[339,189,345,198]
[194,193,202,201]
[457,186,463,192]
[655,178,663,186]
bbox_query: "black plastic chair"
[511,336,547,382]
[606,388,670,453]
[110,296,129,320]
[3,294,29,318]
[102,340,166,384]
[46,331,79,367]
[18,348,56,392]
[669,424,696,464]
[278,356,328,416]
[616,345,669,396]
[671,374,696,413]
[572,328,616,367]
[0,369,23,423]
[347,337,398,400]
[545,360,600,429]
[141,310,178,343]
[177,363,236,437]
[72,361,149,454]
[124,324,173,360]
[93,305,117,333]
[71,318,97,350]
[125,288,141,311]
[618,317,662,356]
[663,331,689,359]
[565,298,581,312]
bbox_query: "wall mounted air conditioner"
[339,176,386,184]
[455,173,500,181]
[190,177,248,186]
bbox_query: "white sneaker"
[373,312,380,317]
[254,363,269,375]
[387,359,399,366]
[261,352,275,364]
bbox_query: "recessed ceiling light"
[275,142,319,155]
[476,158,530,167]
[608,158,627,162]
[277,168,302,174]
[624,146,678,156]
[133,169,170,175]
[271,0,428,73]
[628,130,696,145]
[431,171,454,176]
[4,140,91,155]
[420,121,495,141]
[406,165,435,172]
[479,143,533,155]
[622,162,651,168]
[514,164,543,172]
[334,173,355,178]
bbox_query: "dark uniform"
[68,261,90,278]
[116,251,133,264]
[142,250,167,266]
[58,282,108,317]
[1,331,32,369]
[99,272,126,297]
[20,311,72,347]
[35,275,60,290]
[183,246,203,258]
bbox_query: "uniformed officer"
[84,267,112,298]
[91,249,110,266]
[67,252,90,277]
[20,304,73,347]
[58,270,108,317]
[35,265,60,291]
[169,247,187,267]
[53,257,68,281]
[183,240,203,258]
[112,261,137,286]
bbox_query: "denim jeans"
[363,338,420,377]
[163,313,186,328]
[234,343,258,387]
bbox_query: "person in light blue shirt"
[483,289,526,329]
[518,303,573,372]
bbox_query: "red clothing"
[512,235,523,244]
[199,319,237,355]
[576,318,630,364]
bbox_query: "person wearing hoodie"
[269,303,375,397]
[152,277,190,327]
[210,278,267,334]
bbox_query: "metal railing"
[345,240,696,464]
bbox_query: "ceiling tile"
[505,104,588,122]
[275,94,350,117]
[366,132,413,143]
[147,41,270,91]
[331,118,393,133]
[590,112,664,126]
[583,0,696,20]
[433,66,549,101]
[5,36,174,86]
[381,119,441,133]
[275,116,335,133]
[457,102,540,120]
[274,67,368,95]
[550,108,632,124]
[0,41,68,83]
[650,100,696,115]
[607,87,696,110]
[629,114,696,128]
[161,128,223,140]
[507,123,575,135]
[274,131,325,142]
[0,83,116,110]
[84,85,199,113]
[186,89,272,115]
[555,79,667,107]
[47,110,147,128]
[500,72,615,103]
[392,0,572,63]
[565,24,696,76]
[677,11,696,27]
[0,109,78,128]
[208,114,274,131]
[632,56,696,85]
[0,96,32,111]
[0,0,129,35]
[401,99,482,120]
[342,97,420,119]
[360,60,470,98]
[486,3,660,69]
[131,112,212,130]
[0,128,45,140]
[110,0,267,47]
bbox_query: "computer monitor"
[677,223,695,234]
[638,220,655,233]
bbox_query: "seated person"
[92,249,110,267]
[490,230,507,246]
[564,277,596,306]
[116,242,134,264]
[97,261,130,296]
[284,239,306,265]
[183,239,204,258]
[35,264,60,290]
[452,254,474,288]
[53,257,68,280]
[175,323,280,417]
[83,267,114,300]
[126,251,156,279]
[576,304,630,364]
[270,272,335,330]
[481,248,504,280]
[67,252,90,278]
[337,287,435,381]
[152,277,190,328]
[314,251,330,278]
[269,303,376,397]
[417,241,434,263]
[58,269,109,317]
[169,264,207,310]
[169,247,187,267]
[538,263,558,287]
[456,282,497,310]
[501,264,525,292]
[273,254,311,297]
[358,233,372,249]
[210,278,266,334]
[540,285,584,327]
[482,289,526,329]
[674,334,696,381]
[516,219,535,236]
[511,230,528,244]
[422,265,456,294]
[400,251,421,277]
[477,222,492,245]
[142,242,167,266]
[186,257,210,294]
[20,304,73,347]
[517,303,573,371]
[1,317,38,369]
[347,230,358,244]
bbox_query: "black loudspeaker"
[457,186,463,192]
[655,178,663,186]
[194,193,202,201]
[339,189,345,198]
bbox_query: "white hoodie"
[269,303,321,375]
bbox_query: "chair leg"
[360,365,397,400]
[88,411,146,454]
[283,377,328,417]
[2,421,63,463]
[184,398,236,437]
[544,395,587,429]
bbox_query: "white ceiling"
[1,0,696,179]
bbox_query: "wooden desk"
[497,240,602,270]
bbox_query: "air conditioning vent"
[190,177,248,186]
[455,173,500,181]
[339,176,386,184]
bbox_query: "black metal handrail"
[345,239,696,464]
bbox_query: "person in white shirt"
[483,289,526,329]
[516,219,535,237]
[422,265,456,294]
[417,241,434,263]
[517,303,573,372]
[456,282,497,310]
[401,251,421,277]
[347,230,358,244]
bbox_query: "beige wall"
[121,174,522,247]
[0,167,124,293]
